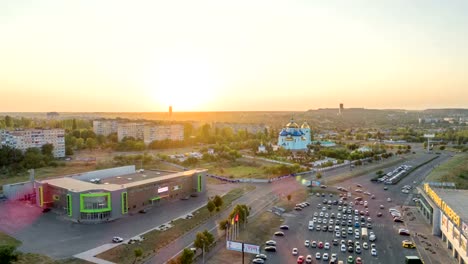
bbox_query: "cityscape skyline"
[1,1,468,112]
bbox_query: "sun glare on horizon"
[146,56,219,111]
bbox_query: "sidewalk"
[404,206,457,264]
[74,244,119,264]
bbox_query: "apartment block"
[143,124,184,144]
[117,123,145,141]
[0,129,65,158]
[93,120,118,136]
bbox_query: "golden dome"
[301,122,310,129]
[286,118,299,128]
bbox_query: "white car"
[304,240,310,247]
[323,253,329,260]
[324,242,330,249]
[314,212,318,217]
[341,244,346,252]
[318,218,322,223]
[380,205,385,209]
[363,242,368,249]
[305,255,313,264]
[335,231,341,237]
[112,236,124,243]
[325,213,329,218]
[320,212,324,217]
[292,248,298,255]
[387,198,392,202]
[371,248,377,256]
[315,252,321,259]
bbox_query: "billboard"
[453,228,460,246]
[461,235,467,255]
[226,241,243,252]
[448,221,454,238]
[226,241,260,254]
[442,214,449,232]
[243,243,260,254]
[462,222,468,237]
[312,181,321,187]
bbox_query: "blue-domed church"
[278,118,311,151]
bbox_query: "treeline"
[0,144,62,175]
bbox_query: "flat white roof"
[41,169,207,192]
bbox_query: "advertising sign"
[226,241,243,252]
[442,214,449,232]
[243,243,260,254]
[157,186,168,193]
[453,228,460,245]
[448,221,454,238]
[461,235,467,255]
[462,222,468,237]
[312,181,321,187]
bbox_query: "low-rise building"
[34,165,206,223]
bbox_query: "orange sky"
[1,1,467,112]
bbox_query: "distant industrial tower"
[338,103,344,115]
[169,106,173,118]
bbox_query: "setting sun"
[147,55,219,111]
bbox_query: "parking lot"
[258,153,447,264]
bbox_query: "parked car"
[292,248,298,255]
[264,246,277,252]
[265,240,276,246]
[274,231,284,236]
[112,237,124,243]
[280,225,289,230]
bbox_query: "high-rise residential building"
[143,124,184,144]
[338,103,344,115]
[93,120,118,136]
[0,129,65,158]
[117,123,145,141]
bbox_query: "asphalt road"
[0,185,233,258]
[260,152,449,264]
[145,177,308,264]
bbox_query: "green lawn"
[0,231,21,247]
[97,186,255,264]
[0,163,97,188]
[207,164,274,179]
[426,153,468,189]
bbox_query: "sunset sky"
[1,0,467,112]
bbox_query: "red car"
[297,256,304,264]
[356,257,363,264]
[318,242,324,248]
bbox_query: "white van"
[308,221,314,230]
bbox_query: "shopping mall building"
[417,183,468,264]
[21,165,206,223]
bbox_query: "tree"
[194,230,214,253]
[207,200,215,214]
[76,138,85,149]
[0,245,19,264]
[72,118,77,130]
[376,170,383,176]
[133,248,143,264]
[180,248,195,264]
[22,148,46,169]
[218,219,230,231]
[287,194,292,201]
[213,195,223,209]
[439,146,446,150]
[41,143,54,158]
[316,172,322,179]
[86,138,97,150]
[5,115,12,127]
